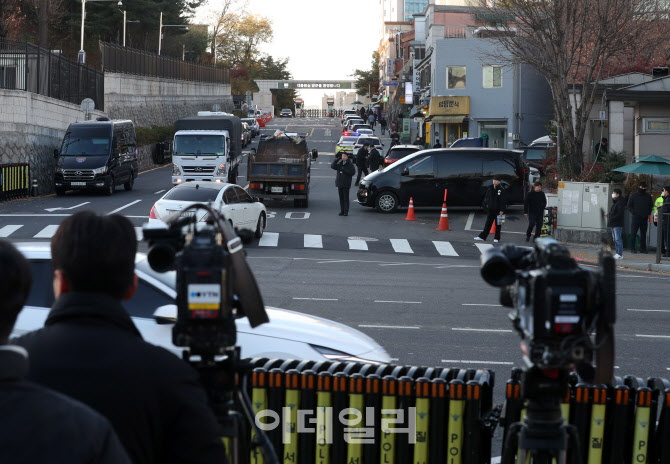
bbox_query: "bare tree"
[476,0,670,176]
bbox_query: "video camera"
[480,238,616,384]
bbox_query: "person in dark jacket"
[14,212,227,464]
[432,139,442,148]
[368,146,382,172]
[608,188,625,259]
[390,130,400,148]
[524,181,547,241]
[627,181,654,253]
[355,143,370,185]
[0,240,131,464]
[332,152,356,215]
[659,186,670,255]
[414,135,422,146]
[475,175,507,242]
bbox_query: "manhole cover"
[347,236,378,242]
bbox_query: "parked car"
[12,244,391,363]
[241,122,252,147]
[280,109,293,118]
[356,128,374,137]
[336,136,359,155]
[342,113,361,126]
[353,136,383,157]
[351,124,373,134]
[383,145,423,165]
[357,148,530,213]
[149,182,266,242]
[241,118,260,137]
[344,119,365,134]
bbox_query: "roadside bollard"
[31,178,38,197]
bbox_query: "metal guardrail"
[99,41,229,84]
[0,163,30,201]
[0,38,104,110]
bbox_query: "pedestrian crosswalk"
[0,224,507,259]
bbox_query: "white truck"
[171,114,243,185]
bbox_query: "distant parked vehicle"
[280,109,293,117]
[241,118,260,137]
[383,145,423,165]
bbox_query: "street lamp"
[122,10,140,47]
[79,0,122,63]
[158,11,189,56]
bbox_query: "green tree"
[352,51,380,98]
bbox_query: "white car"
[149,182,266,241]
[355,128,374,137]
[12,243,391,363]
[352,136,384,157]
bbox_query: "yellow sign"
[426,122,431,144]
[428,96,470,117]
[558,182,565,189]
[400,97,405,104]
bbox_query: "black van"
[54,118,138,196]
[357,148,529,213]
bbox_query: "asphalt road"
[2,116,669,395]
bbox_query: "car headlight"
[310,345,379,364]
[216,164,226,176]
[92,166,107,175]
[172,163,181,175]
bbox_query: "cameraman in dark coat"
[627,181,653,253]
[355,143,370,185]
[14,212,227,464]
[524,181,547,242]
[0,240,131,463]
[332,152,356,216]
[368,145,382,172]
[475,175,507,242]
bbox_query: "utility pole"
[158,11,163,55]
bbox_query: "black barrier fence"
[0,163,30,201]
[232,359,670,463]
[100,41,229,84]
[0,38,104,110]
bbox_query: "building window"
[479,122,508,148]
[483,65,502,88]
[447,66,466,89]
[644,118,670,133]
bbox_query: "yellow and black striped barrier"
[0,163,30,201]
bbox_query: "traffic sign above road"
[382,82,399,86]
[276,80,355,90]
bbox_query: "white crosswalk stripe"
[348,239,368,251]
[0,225,23,237]
[34,225,59,239]
[304,234,323,248]
[258,232,279,247]
[390,239,413,254]
[432,241,459,256]
[475,243,494,254]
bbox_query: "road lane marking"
[475,243,494,254]
[359,325,420,329]
[627,309,670,312]
[0,214,72,217]
[465,211,475,230]
[134,227,143,241]
[462,304,503,307]
[34,225,59,238]
[154,190,166,195]
[293,297,338,301]
[348,239,368,251]
[258,232,279,247]
[390,239,413,253]
[635,334,670,339]
[45,201,90,212]
[304,234,323,248]
[107,200,142,215]
[442,360,514,365]
[0,225,23,237]
[452,328,513,333]
[374,300,421,304]
[432,241,458,256]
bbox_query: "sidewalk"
[565,243,670,273]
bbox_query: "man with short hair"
[15,212,227,464]
[627,181,653,253]
[0,240,131,463]
[524,181,547,242]
[594,137,608,157]
[475,175,507,243]
[433,139,442,148]
[355,143,370,185]
[368,145,382,172]
[332,152,356,216]
[608,188,625,259]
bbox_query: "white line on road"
[465,212,475,231]
[304,234,323,248]
[154,190,166,195]
[134,227,143,241]
[34,225,59,238]
[293,297,339,301]
[0,214,72,217]
[432,241,459,256]
[475,243,494,254]
[359,325,420,329]
[390,358,400,361]
[348,239,368,251]
[390,239,413,253]
[452,327,513,333]
[636,334,670,339]
[374,300,422,304]
[258,232,279,247]
[442,360,514,365]
[627,309,670,312]
[0,225,23,237]
[462,304,503,307]
[107,200,142,215]
[44,201,90,212]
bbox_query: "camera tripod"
[501,367,583,464]
[186,347,278,464]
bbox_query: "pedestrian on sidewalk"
[414,135,423,147]
[380,117,387,135]
[368,112,376,129]
[389,130,400,149]
[475,175,507,243]
[657,186,670,255]
[608,188,625,259]
[524,181,547,242]
[433,139,442,148]
[331,153,356,216]
[627,181,653,253]
[355,143,370,185]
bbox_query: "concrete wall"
[0,89,106,194]
[104,73,233,127]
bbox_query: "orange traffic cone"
[436,201,451,231]
[490,220,496,235]
[404,197,417,221]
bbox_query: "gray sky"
[199,0,380,105]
